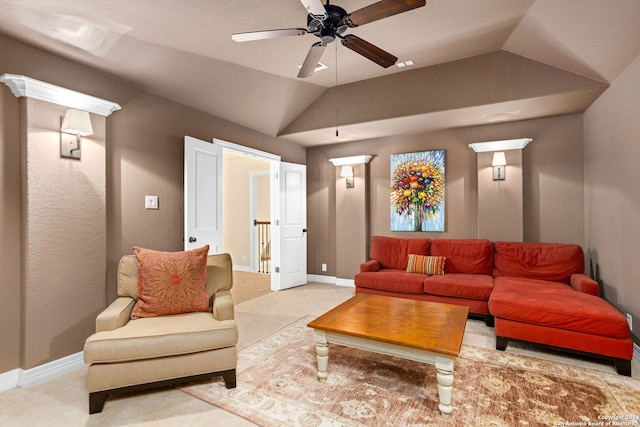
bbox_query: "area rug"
[180,316,640,427]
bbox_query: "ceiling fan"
[231,0,426,78]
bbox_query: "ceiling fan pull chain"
[335,41,339,137]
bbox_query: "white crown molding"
[329,155,374,166]
[0,74,121,117]
[468,138,532,153]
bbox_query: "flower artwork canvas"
[390,150,445,232]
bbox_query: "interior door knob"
[302,228,307,233]
[189,237,197,243]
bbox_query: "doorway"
[221,151,271,274]
[184,136,307,291]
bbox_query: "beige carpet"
[231,271,272,305]
[181,316,640,427]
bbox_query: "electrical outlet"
[627,313,633,331]
[321,263,327,272]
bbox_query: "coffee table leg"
[314,330,329,383]
[435,355,454,415]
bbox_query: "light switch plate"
[145,195,158,210]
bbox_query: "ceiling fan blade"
[231,28,308,42]
[340,34,397,68]
[297,42,326,78]
[346,0,426,27]
[299,0,328,19]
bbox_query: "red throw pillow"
[131,245,210,318]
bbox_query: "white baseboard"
[233,265,252,273]
[336,278,355,287]
[307,274,336,284]
[0,369,20,393]
[0,352,86,390]
[306,275,355,287]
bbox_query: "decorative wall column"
[477,150,524,241]
[0,74,120,374]
[329,155,373,286]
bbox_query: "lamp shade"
[340,165,354,178]
[492,152,507,167]
[61,109,93,136]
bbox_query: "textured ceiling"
[1,0,639,146]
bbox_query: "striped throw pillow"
[406,254,446,275]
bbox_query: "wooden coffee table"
[307,294,468,415]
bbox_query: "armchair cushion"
[131,246,210,318]
[84,312,238,364]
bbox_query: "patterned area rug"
[180,316,640,427]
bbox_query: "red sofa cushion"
[493,241,584,283]
[430,239,494,275]
[489,277,629,339]
[424,273,494,300]
[354,270,425,294]
[369,236,431,270]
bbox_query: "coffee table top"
[307,294,468,357]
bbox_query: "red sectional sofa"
[489,241,633,376]
[354,236,634,375]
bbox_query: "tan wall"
[306,114,585,277]
[0,33,304,373]
[584,54,640,335]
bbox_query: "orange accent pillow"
[406,254,446,276]
[131,245,210,318]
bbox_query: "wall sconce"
[60,108,93,159]
[492,152,507,180]
[340,165,354,188]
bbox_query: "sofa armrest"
[570,273,599,296]
[213,289,234,321]
[95,297,136,333]
[360,259,381,273]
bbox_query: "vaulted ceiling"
[1,0,639,146]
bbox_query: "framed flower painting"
[390,150,445,232]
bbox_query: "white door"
[278,162,307,289]
[184,136,223,254]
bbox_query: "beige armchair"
[83,253,238,413]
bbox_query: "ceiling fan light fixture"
[231,0,426,78]
[297,62,328,73]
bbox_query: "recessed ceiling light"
[297,62,328,73]
[396,60,415,68]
